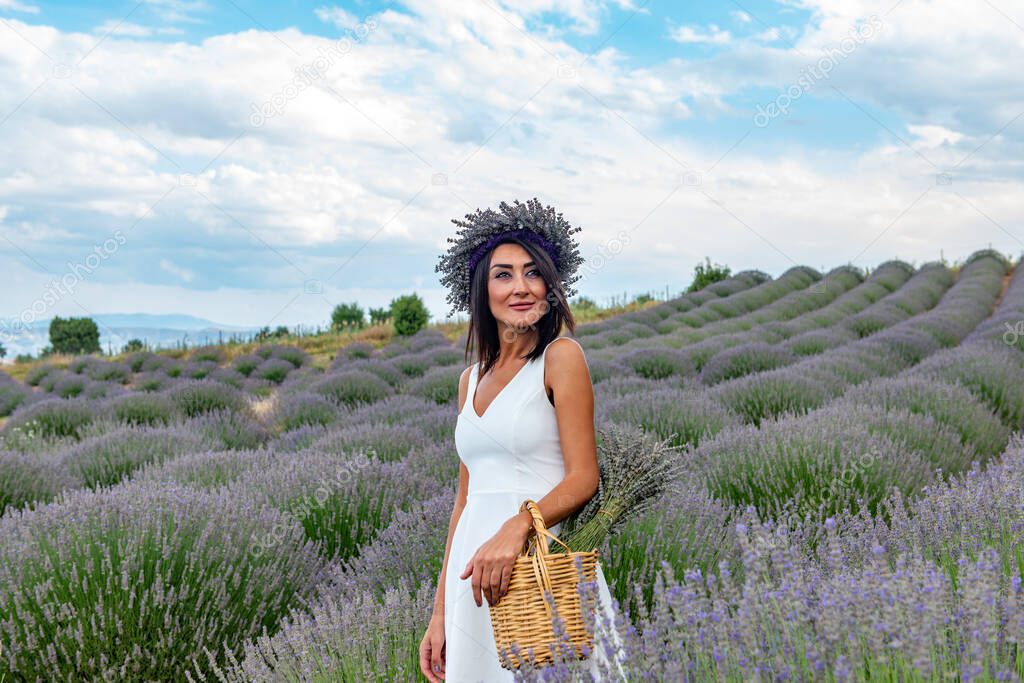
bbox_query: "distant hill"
[0,313,263,359]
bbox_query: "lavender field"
[2,248,1024,681]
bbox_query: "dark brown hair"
[462,236,576,375]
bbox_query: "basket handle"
[519,500,572,556]
[518,499,580,624]
[521,500,554,623]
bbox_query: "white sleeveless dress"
[444,337,626,682]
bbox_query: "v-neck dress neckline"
[468,356,534,419]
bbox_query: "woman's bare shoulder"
[547,336,585,358]
[544,336,589,392]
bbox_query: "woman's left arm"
[459,337,599,607]
[527,336,600,528]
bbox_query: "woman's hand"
[419,612,446,682]
[459,511,532,607]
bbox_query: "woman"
[420,199,623,682]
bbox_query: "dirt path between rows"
[993,268,1014,313]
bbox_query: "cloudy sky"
[1,0,1022,330]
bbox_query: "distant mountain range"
[0,314,265,360]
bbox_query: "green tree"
[0,342,6,360]
[49,315,100,355]
[572,296,598,313]
[687,257,731,293]
[122,338,145,353]
[368,306,391,326]
[331,302,365,330]
[634,293,654,305]
[390,293,429,336]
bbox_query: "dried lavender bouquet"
[548,422,685,554]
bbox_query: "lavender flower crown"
[435,198,585,318]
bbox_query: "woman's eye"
[495,269,540,278]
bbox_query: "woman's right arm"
[430,365,473,619]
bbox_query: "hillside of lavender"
[2,248,1024,681]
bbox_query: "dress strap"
[470,361,480,395]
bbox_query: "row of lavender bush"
[593,259,957,454]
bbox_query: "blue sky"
[1,0,1022,334]
[19,1,807,48]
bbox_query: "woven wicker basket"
[488,499,599,670]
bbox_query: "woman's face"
[486,242,549,330]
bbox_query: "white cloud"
[159,258,195,282]
[141,0,208,24]
[669,23,732,45]
[731,10,752,24]
[661,0,1024,150]
[491,0,644,37]
[786,0,1024,136]
[755,26,781,42]
[2,220,79,242]
[314,6,361,30]
[907,124,966,148]
[609,0,648,10]
[0,0,39,14]
[92,20,185,37]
